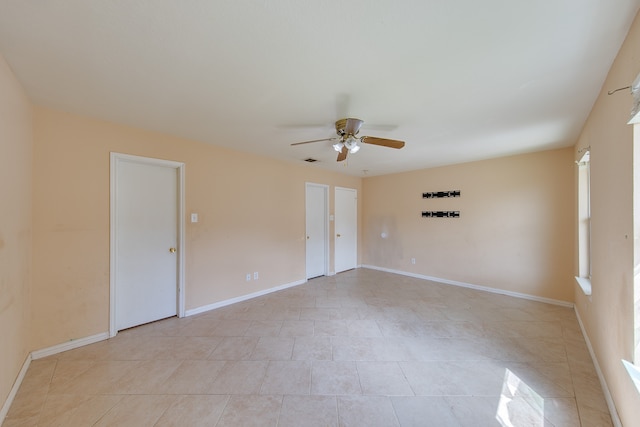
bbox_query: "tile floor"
[3,269,612,426]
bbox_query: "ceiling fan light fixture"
[343,135,360,154]
[290,117,405,162]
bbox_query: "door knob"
[307,236,310,240]
[169,247,177,253]
[336,234,341,237]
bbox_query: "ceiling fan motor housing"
[291,117,404,162]
[336,118,364,137]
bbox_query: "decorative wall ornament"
[422,190,461,218]
[422,190,460,198]
[422,211,460,218]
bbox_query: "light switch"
[191,213,198,223]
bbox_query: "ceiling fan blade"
[361,136,405,149]
[337,145,348,162]
[290,137,337,146]
[341,118,364,135]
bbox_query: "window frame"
[624,122,640,393]
[575,149,592,296]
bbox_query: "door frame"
[305,182,329,279]
[109,152,186,337]
[334,186,358,273]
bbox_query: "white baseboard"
[31,332,110,360]
[0,353,31,424]
[2,332,109,422]
[185,279,307,317]
[361,265,574,308]
[574,308,622,427]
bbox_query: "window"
[634,124,640,365]
[575,149,591,296]
[626,123,640,392]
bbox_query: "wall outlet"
[411,258,416,265]
[246,273,251,281]
[253,272,259,280]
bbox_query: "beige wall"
[4,12,640,422]
[362,148,575,302]
[573,11,640,426]
[31,106,362,349]
[0,55,33,408]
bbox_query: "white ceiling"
[1,1,639,176]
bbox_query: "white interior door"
[306,183,328,279]
[112,154,183,332]
[335,187,357,273]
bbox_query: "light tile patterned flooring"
[4,269,612,426]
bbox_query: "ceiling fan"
[291,118,405,162]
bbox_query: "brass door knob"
[169,247,177,253]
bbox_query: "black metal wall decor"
[422,190,460,198]
[422,190,461,218]
[422,211,460,218]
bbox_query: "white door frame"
[305,182,329,279]
[109,152,186,337]
[334,186,358,273]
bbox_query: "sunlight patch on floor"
[496,369,544,427]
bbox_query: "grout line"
[3,270,611,425]
[573,307,622,427]
[273,394,285,427]
[0,354,31,424]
